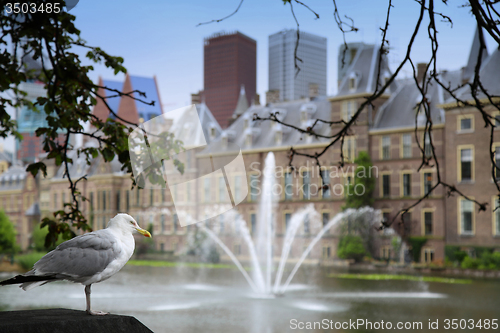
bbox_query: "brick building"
[204,31,256,128]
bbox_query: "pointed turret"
[232,85,249,119]
[462,26,488,82]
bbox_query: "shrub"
[0,210,19,254]
[16,252,46,271]
[408,237,428,263]
[32,223,63,252]
[337,235,367,262]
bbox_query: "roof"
[200,97,331,154]
[0,165,26,191]
[102,79,123,119]
[462,27,489,83]
[53,147,124,180]
[169,103,222,149]
[0,150,13,164]
[129,75,163,121]
[445,48,500,104]
[337,43,397,96]
[233,85,249,118]
[373,78,447,130]
[25,202,40,216]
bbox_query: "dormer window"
[275,129,283,145]
[342,100,356,122]
[245,133,252,147]
[348,72,360,91]
[300,110,308,123]
[209,124,217,140]
[349,77,356,90]
[221,135,228,149]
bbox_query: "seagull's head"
[110,213,152,238]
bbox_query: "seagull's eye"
[130,221,134,225]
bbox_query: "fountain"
[197,152,382,296]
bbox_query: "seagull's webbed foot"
[86,310,109,316]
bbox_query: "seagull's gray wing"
[33,230,122,279]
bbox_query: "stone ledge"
[0,308,153,333]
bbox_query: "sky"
[61,1,497,113]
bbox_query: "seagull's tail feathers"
[0,273,58,291]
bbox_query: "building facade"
[204,31,257,128]
[268,30,327,102]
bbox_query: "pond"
[1,264,499,332]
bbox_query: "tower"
[268,30,327,102]
[204,31,256,128]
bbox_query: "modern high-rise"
[204,31,256,128]
[268,30,327,102]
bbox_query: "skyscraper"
[204,31,256,128]
[268,30,327,102]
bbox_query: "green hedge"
[15,252,46,271]
[461,252,500,270]
[408,237,427,263]
[337,235,367,262]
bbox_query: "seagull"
[0,213,151,315]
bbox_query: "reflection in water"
[1,265,499,333]
[321,292,447,299]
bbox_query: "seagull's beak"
[136,227,152,238]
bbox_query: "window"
[342,101,356,121]
[424,211,433,235]
[186,183,191,201]
[382,136,390,159]
[284,172,293,200]
[402,133,412,158]
[460,199,473,234]
[321,169,330,199]
[424,133,432,158]
[495,147,500,180]
[204,178,211,203]
[219,177,226,202]
[89,192,94,211]
[102,216,106,229]
[160,214,165,233]
[495,113,500,127]
[102,191,106,211]
[460,148,473,181]
[494,197,500,236]
[302,171,310,199]
[402,212,412,228]
[116,191,121,211]
[322,212,330,227]
[219,215,224,234]
[382,174,390,197]
[460,117,472,131]
[285,213,291,231]
[322,246,331,259]
[423,248,434,263]
[403,173,411,197]
[349,77,356,90]
[54,193,58,210]
[304,214,310,233]
[344,136,356,162]
[250,174,259,201]
[381,246,392,260]
[250,213,256,234]
[173,214,178,233]
[234,175,242,202]
[424,173,433,195]
[126,191,130,211]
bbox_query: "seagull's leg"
[85,284,108,316]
